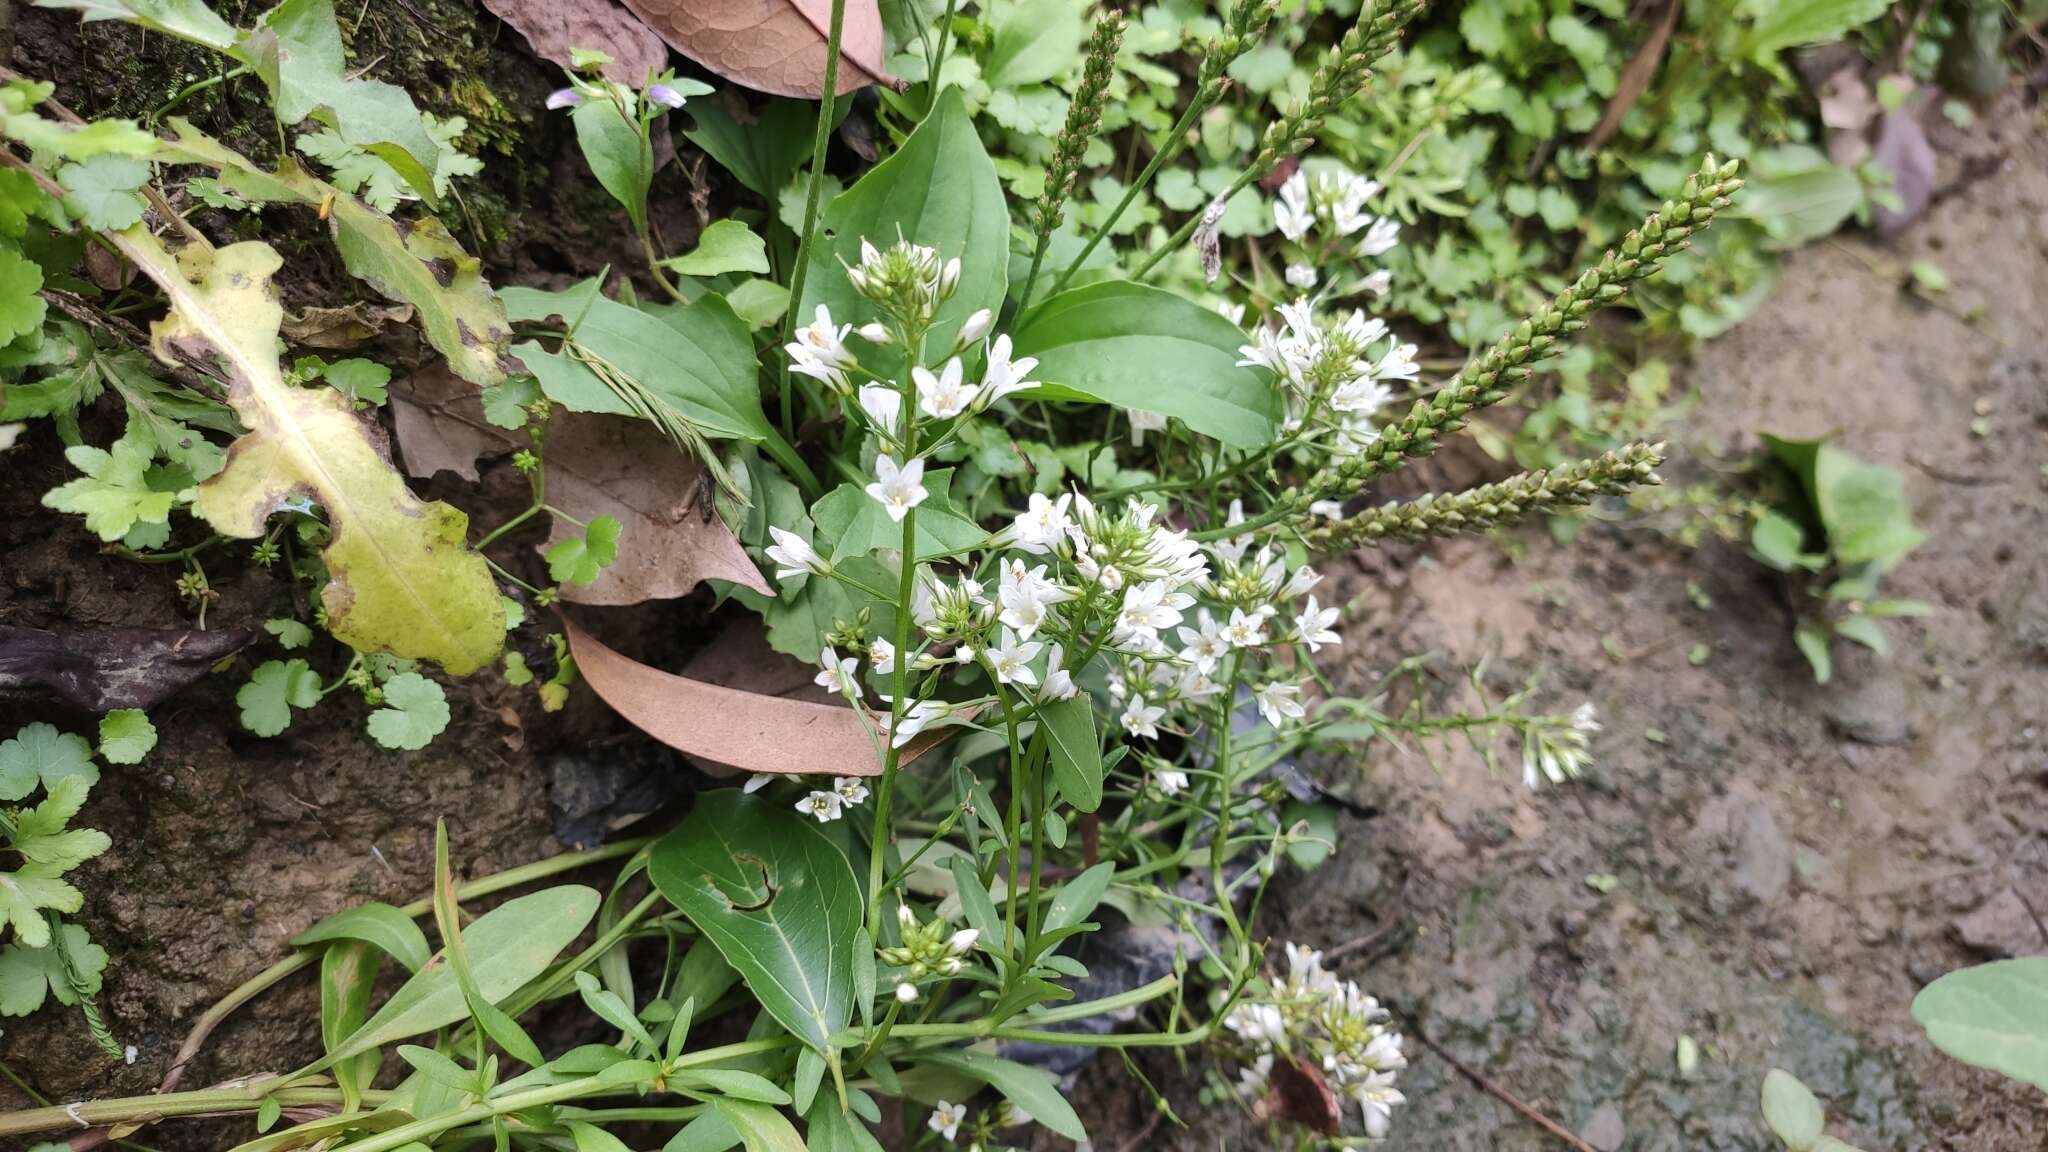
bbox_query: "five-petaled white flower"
[869,637,896,675]
[987,628,1043,687]
[1008,492,1074,555]
[886,698,951,748]
[865,455,929,522]
[979,334,1039,402]
[1121,694,1166,739]
[1175,609,1230,674]
[834,776,870,805]
[914,357,979,419]
[1114,581,1185,645]
[795,790,844,822]
[785,305,856,388]
[814,647,861,698]
[1222,607,1268,649]
[929,1100,968,1142]
[1294,595,1340,652]
[1356,216,1401,258]
[1572,702,1601,732]
[1255,681,1306,727]
[1274,171,1314,241]
[1356,1070,1406,1138]
[1285,262,1317,289]
[997,559,1070,639]
[1038,643,1078,701]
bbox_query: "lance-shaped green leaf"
[161,123,517,388]
[116,229,505,674]
[1038,694,1102,813]
[238,0,442,203]
[648,791,862,1052]
[30,0,238,52]
[1011,280,1279,449]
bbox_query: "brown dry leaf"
[389,363,520,483]
[616,0,891,98]
[477,0,672,85]
[539,414,771,603]
[1262,1054,1342,1137]
[1584,0,1680,153]
[283,302,417,350]
[566,617,961,777]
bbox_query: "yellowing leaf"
[116,229,504,675]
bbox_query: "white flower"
[1236,1053,1274,1099]
[980,334,1039,401]
[1372,340,1420,383]
[795,790,844,822]
[1331,375,1395,415]
[786,305,856,388]
[1361,268,1393,297]
[1121,694,1165,739]
[1294,595,1340,652]
[1572,702,1601,733]
[1222,607,1267,649]
[895,981,921,1004]
[1008,491,1073,556]
[1355,216,1401,258]
[1175,610,1229,674]
[865,455,929,522]
[1327,174,1382,236]
[997,559,1070,639]
[1153,768,1189,796]
[742,773,772,794]
[1128,408,1167,446]
[814,646,860,698]
[1282,564,1324,600]
[1355,1070,1405,1138]
[1285,262,1317,289]
[1309,499,1345,519]
[1226,1003,1286,1044]
[914,357,978,419]
[1273,171,1313,241]
[834,776,871,805]
[1114,581,1184,646]
[1215,301,1247,325]
[887,698,950,748]
[928,1100,968,1142]
[1038,644,1078,702]
[1254,681,1306,727]
[857,383,903,440]
[869,638,896,675]
[765,526,828,581]
[987,628,1043,687]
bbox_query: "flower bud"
[897,903,917,930]
[945,927,979,956]
[895,981,921,1004]
[858,322,893,345]
[956,308,993,347]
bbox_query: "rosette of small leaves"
[1328,157,1741,490]
[1307,444,1664,550]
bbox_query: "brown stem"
[1412,1027,1599,1152]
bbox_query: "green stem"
[777,0,850,441]
[1133,167,1262,281]
[1049,93,1217,299]
[1211,652,1246,946]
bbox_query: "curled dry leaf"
[476,0,671,86]
[565,617,959,777]
[389,368,767,603]
[0,624,253,711]
[282,302,417,350]
[616,0,890,99]
[116,229,505,675]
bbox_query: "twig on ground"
[1412,1027,1598,1152]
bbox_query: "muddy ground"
[1,25,2045,1152]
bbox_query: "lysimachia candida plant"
[0,0,1742,1149]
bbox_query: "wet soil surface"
[0,47,2043,1152]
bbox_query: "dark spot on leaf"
[426,258,456,288]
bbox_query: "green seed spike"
[1307,443,1666,551]
[1326,156,1741,493]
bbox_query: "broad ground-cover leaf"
[117,229,504,675]
[1765,434,1925,571]
[648,791,862,1051]
[617,0,890,98]
[1911,958,2048,1092]
[799,88,1006,363]
[0,921,105,1017]
[1013,281,1279,449]
[162,123,517,388]
[317,885,600,1067]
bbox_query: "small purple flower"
[646,84,687,110]
[545,88,583,110]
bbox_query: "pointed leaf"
[915,1050,1088,1141]
[1038,693,1102,813]
[292,901,433,972]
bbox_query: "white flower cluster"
[1271,167,1400,297]
[1228,943,1408,1139]
[880,903,979,1003]
[1236,297,1418,460]
[1521,701,1600,789]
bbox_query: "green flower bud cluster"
[1035,12,1123,238]
[879,904,980,987]
[1307,443,1666,551]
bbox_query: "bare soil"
[1,28,2044,1152]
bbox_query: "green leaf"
[265,617,314,649]
[323,940,383,1107]
[96,709,156,764]
[663,219,769,277]
[648,791,862,1051]
[986,0,1087,88]
[1012,281,1279,448]
[366,672,450,750]
[1832,615,1889,655]
[292,901,433,972]
[1766,435,1925,571]
[0,922,105,1016]
[1749,510,1810,572]
[1042,860,1112,934]
[239,0,442,202]
[946,857,1002,958]
[803,1096,884,1152]
[1912,958,2048,1092]
[1761,1069,1825,1150]
[57,155,148,230]
[41,421,175,543]
[118,228,505,675]
[1739,146,1864,247]
[710,1098,807,1152]
[664,1111,741,1152]
[1038,694,1102,813]
[810,468,986,563]
[12,776,111,873]
[321,358,392,406]
[915,1050,1088,1141]
[799,87,1007,366]
[682,97,824,200]
[573,969,658,1052]
[572,98,650,231]
[504,284,771,443]
[546,514,623,585]
[1793,620,1833,684]
[32,0,238,51]
[237,658,323,737]
[0,244,47,348]
[725,278,791,329]
[315,885,600,1069]
[673,1068,792,1105]
[1744,0,1890,58]
[0,723,97,802]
